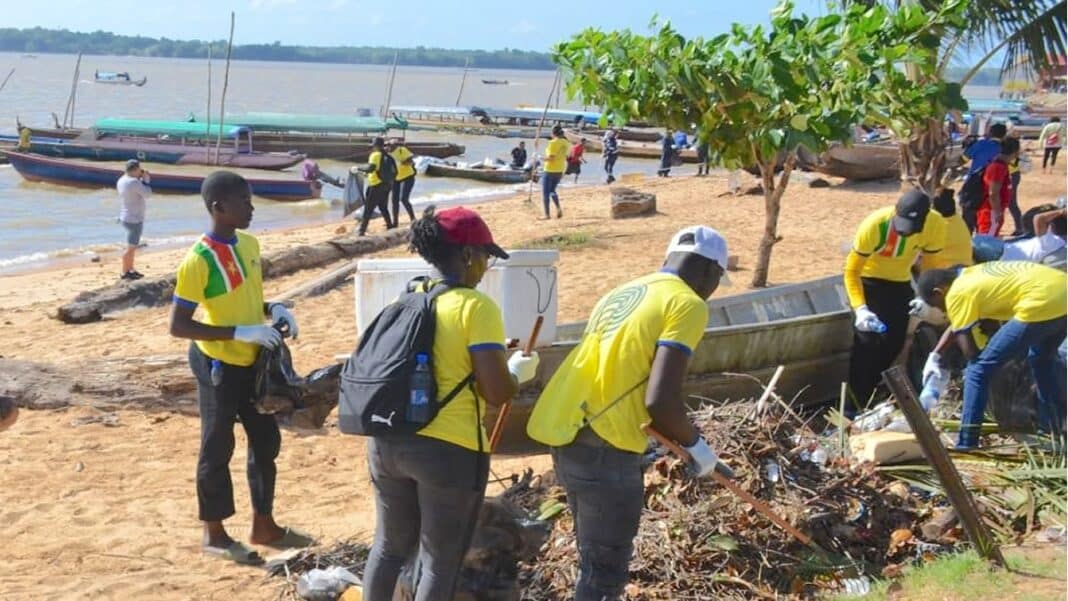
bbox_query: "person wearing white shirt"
[117,159,151,280]
[1002,208,1066,263]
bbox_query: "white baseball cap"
[665,226,731,284]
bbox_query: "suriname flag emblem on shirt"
[195,235,247,298]
[876,221,909,258]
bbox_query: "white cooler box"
[354,250,559,349]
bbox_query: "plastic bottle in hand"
[918,380,941,413]
[407,353,432,425]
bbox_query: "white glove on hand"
[909,298,946,325]
[922,352,949,386]
[268,303,299,339]
[854,305,887,333]
[684,437,721,478]
[507,350,540,384]
[234,325,282,350]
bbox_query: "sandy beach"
[1,158,1065,600]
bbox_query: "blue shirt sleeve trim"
[657,340,693,356]
[468,342,506,352]
[173,295,198,309]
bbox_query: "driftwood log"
[57,228,408,324]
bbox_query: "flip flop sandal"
[264,527,316,550]
[203,541,264,566]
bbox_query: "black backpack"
[377,151,398,186]
[958,163,988,211]
[338,278,472,436]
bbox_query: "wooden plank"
[882,365,1006,566]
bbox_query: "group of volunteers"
[356,136,418,236]
[167,168,731,600]
[844,134,1066,449]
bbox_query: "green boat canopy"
[187,112,408,133]
[93,118,249,139]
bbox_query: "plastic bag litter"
[252,339,343,430]
[296,566,361,601]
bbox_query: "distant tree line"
[944,66,1004,86]
[0,27,556,70]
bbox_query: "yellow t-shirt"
[417,286,507,452]
[921,213,973,271]
[174,231,265,366]
[543,138,569,173]
[367,150,383,187]
[852,206,945,282]
[946,262,1067,332]
[391,146,415,182]
[527,272,709,454]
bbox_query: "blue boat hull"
[1,151,318,202]
[27,141,187,164]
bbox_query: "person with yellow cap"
[526,226,730,601]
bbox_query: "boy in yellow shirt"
[540,125,569,219]
[918,262,1067,448]
[169,171,311,564]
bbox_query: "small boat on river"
[94,71,147,86]
[424,159,532,184]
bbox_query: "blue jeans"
[541,172,562,216]
[959,318,1067,447]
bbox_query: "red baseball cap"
[435,206,509,259]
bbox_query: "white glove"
[909,298,946,325]
[234,325,282,350]
[268,303,299,339]
[507,350,540,384]
[854,305,887,333]
[683,437,721,478]
[922,352,949,387]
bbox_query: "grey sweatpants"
[551,429,644,601]
[362,435,488,601]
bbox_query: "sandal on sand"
[203,541,264,566]
[264,527,316,550]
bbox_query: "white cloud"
[510,19,537,34]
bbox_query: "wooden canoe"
[425,162,532,184]
[14,138,304,170]
[565,129,700,162]
[1,151,320,201]
[577,127,663,143]
[800,143,965,181]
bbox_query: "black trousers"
[847,278,915,412]
[189,343,281,522]
[1044,147,1060,168]
[359,182,394,235]
[391,177,416,226]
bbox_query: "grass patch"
[520,231,595,250]
[831,548,1066,601]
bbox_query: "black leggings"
[1044,147,1060,168]
[359,183,394,234]
[847,278,915,412]
[391,177,416,225]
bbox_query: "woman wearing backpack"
[362,205,540,601]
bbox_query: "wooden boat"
[188,112,408,134]
[389,105,553,139]
[488,275,855,453]
[565,129,700,162]
[481,79,509,85]
[8,137,303,170]
[799,142,964,181]
[425,161,532,184]
[577,127,663,142]
[94,71,147,87]
[2,151,320,201]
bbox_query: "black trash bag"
[252,338,342,431]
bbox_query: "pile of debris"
[518,401,956,600]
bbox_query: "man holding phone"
[117,159,151,281]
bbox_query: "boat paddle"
[489,315,544,452]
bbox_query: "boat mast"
[455,57,470,107]
[62,52,82,130]
[215,12,235,165]
[205,45,212,152]
[526,70,561,204]
[0,68,15,94]
[383,51,399,121]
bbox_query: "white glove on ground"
[234,325,282,350]
[854,305,887,333]
[268,303,299,339]
[684,437,721,478]
[508,350,540,384]
[922,352,949,386]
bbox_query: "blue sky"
[6,0,833,51]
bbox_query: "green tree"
[553,1,966,287]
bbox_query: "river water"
[0,52,1002,272]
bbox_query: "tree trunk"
[898,117,949,195]
[750,151,797,288]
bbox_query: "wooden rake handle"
[489,315,544,452]
[641,423,813,547]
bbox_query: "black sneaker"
[120,271,138,281]
[130,270,145,279]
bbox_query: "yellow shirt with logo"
[174,231,265,366]
[417,286,506,452]
[367,150,383,187]
[946,261,1067,332]
[920,213,973,271]
[391,146,415,182]
[527,272,709,454]
[543,138,569,173]
[852,206,945,281]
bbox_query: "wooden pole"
[525,70,561,204]
[215,12,235,166]
[0,68,15,94]
[205,45,213,147]
[383,51,399,121]
[454,57,470,107]
[62,52,82,129]
[881,366,1006,566]
[488,316,544,452]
